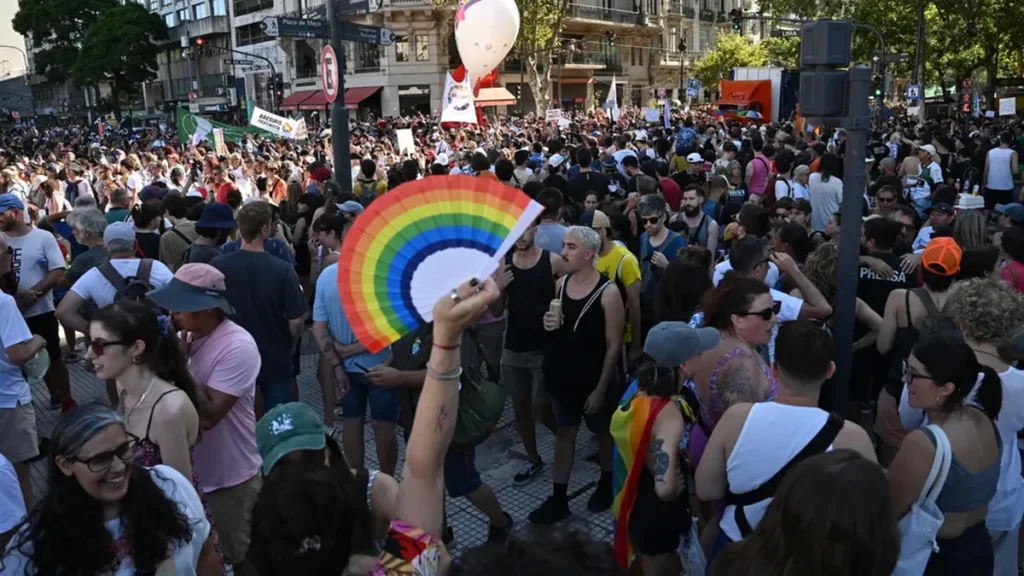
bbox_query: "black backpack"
[97,259,159,309]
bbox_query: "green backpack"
[912,288,961,343]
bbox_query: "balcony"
[384,0,432,8]
[555,50,621,71]
[667,1,695,18]
[699,9,717,21]
[168,74,230,99]
[164,16,230,45]
[566,3,644,25]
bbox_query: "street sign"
[770,28,800,38]
[224,59,254,65]
[261,17,329,39]
[657,88,667,99]
[685,78,702,91]
[321,45,340,103]
[340,22,395,46]
[188,103,200,113]
[882,52,910,63]
[338,0,382,18]
[188,91,198,101]
[905,84,920,100]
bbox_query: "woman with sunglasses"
[0,403,221,574]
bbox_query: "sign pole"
[327,0,352,193]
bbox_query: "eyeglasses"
[736,300,782,321]
[89,340,127,357]
[877,196,895,204]
[68,436,139,473]
[902,361,933,385]
[642,215,664,225]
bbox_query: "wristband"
[426,364,462,382]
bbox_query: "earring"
[132,356,141,364]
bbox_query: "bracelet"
[433,341,460,351]
[426,363,462,382]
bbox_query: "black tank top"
[543,273,611,401]
[504,250,555,353]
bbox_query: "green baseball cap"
[256,402,329,475]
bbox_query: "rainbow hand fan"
[338,175,543,353]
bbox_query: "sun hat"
[195,202,237,229]
[256,402,330,475]
[148,263,234,314]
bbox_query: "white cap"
[918,144,937,157]
[686,152,703,163]
[434,153,449,166]
[549,154,565,168]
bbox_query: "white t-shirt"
[70,258,174,308]
[1,465,209,575]
[774,178,794,200]
[0,293,33,409]
[808,173,844,232]
[791,181,810,200]
[0,454,24,534]
[769,288,803,362]
[126,171,144,194]
[714,260,780,288]
[2,228,65,318]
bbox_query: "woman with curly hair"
[0,403,221,574]
[799,242,883,352]
[901,278,1024,574]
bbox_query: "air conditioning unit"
[216,87,225,95]
[220,74,231,86]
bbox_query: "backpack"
[356,180,378,198]
[763,173,789,210]
[97,259,159,308]
[912,288,960,342]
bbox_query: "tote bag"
[893,424,952,576]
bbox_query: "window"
[353,43,381,71]
[415,35,429,61]
[700,31,708,53]
[164,12,176,27]
[162,0,171,5]
[212,0,226,15]
[177,8,189,21]
[193,2,209,19]
[630,47,635,66]
[233,0,273,17]
[638,46,643,65]
[669,27,678,52]
[149,0,158,9]
[394,36,410,62]
[236,22,271,47]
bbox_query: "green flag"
[176,107,271,144]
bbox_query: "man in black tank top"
[492,225,560,486]
[528,226,625,525]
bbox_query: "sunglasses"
[89,339,127,357]
[68,435,139,473]
[642,215,664,225]
[877,196,895,204]
[736,300,782,321]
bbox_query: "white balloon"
[454,0,521,83]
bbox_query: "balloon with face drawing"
[454,0,521,84]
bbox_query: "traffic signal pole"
[326,0,352,192]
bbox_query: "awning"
[475,87,517,107]
[280,90,316,111]
[298,90,331,111]
[559,77,596,85]
[344,86,381,109]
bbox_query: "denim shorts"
[338,372,400,422]
[443,447,482,498]
[258,380,294,412]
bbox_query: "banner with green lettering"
[176,107,270,145]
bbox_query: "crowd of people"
[0,107,1023,576]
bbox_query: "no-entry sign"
[321,45,339,103]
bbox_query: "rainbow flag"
[610,392,670,569]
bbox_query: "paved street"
[27,330,613,555]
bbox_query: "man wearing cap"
[984,132,1019,211]
[912,202,954,252]
[917,144,944,189]
[148,263,262,572]
[671,152,707,193]
[582,209,643,365]
[696,321,875,555]
[996,203,1024,231]
[610,321,717,572]
[0,194,73,412]
[185,203,236,265]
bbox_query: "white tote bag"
[893,424,952,576]
[677,517,706,576]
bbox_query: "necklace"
[122,375,156,424]
[972,347,1004,363]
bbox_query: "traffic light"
[729,9,742,31]
[275,79,284,99]
[678,38,687,52]
[605,30,617,47]
[194,37,206,57]
[872,75,882,98]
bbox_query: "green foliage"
[73,3,168,116]
[760,36,800,68]
[12,0,117,82]
[693,32,767,88]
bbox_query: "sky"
[0,0,27,78]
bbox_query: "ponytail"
[973,365,1003,420]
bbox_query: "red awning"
[280,90,316,111]
[344,86,381,109]
[298,90,331,111]
[475,87,517,107]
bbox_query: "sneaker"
[587,480,613,512]
[488,512,514,543]
[528,495,570,525]
[513,460,544,485]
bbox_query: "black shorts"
[25,312,61,362]
[552,377,624,433]
[985,188,1014,211]
[628,470,691,556]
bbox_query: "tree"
[434,0,570,115]
[13,0,117,83]
[693,32,767,89]
[73,4,168,118]
[760,36,800,68]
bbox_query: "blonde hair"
[949,278,1024,343]
[803,242,840,304]
[953,209,988,250]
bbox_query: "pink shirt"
[1002,261,1024,294]
[190,319,263,491]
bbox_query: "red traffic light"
[196,37,205,46]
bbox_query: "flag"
[95,117,104,137]
[605,75,620,122]
[440,71,478,125]
[663,97,671,130]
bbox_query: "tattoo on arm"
[650,438,670,482]
[719,357,765,412]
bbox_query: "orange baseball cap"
[921,237,961,276]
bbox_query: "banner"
[212,129,227,156]
[176,107,269,144]
[663,98,671,129]
[545,108,564,122]
[999,98,1016,116]
[396,128,416,155]
[440,72,478,124]
[249,106,307,139]
[605,75,620,122]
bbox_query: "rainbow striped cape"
[610,392,670,569]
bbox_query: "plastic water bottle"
[23,348,50,380]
